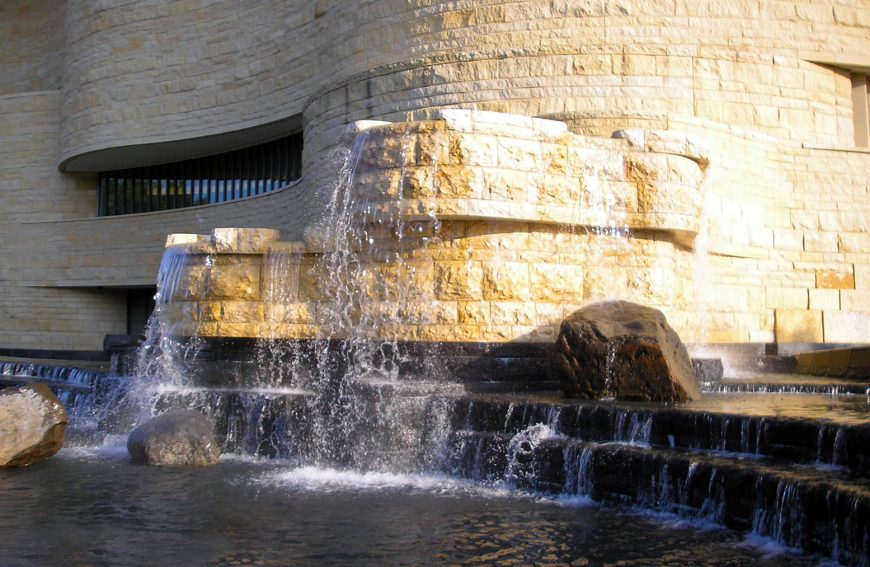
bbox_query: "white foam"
[219,453,298,467]
[257,466,521,499]
[146,385,311,396]
[550,493,596,508]
[740,533,805,558]
[630,507,725,532]
[59,435,130,460]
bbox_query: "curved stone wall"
[59,1,869,167]
[0,0,868,351]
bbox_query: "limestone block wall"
[1,0,869,352]
[159,112,708,343]
[0,0,64,95]
[16,184,311,288]
[0,91,126,349]
[668,117,870,344]
[57,1,870,171]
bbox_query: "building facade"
[1,0,869,353]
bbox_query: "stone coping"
[794,346,870,379]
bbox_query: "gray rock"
[0,383,68,468]
[555,300,701,402]
[127,409,220,466]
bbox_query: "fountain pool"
[2,112,868,566]
[0,444,834,567]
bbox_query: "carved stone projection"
[156,110,709,345]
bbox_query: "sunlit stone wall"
[162,111,709,343]
[1,1,869,350]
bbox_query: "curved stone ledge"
[159,221,698,344]
[345,110,708,239]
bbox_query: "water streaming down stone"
[11,117,869,564]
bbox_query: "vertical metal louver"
[98,132,303,216]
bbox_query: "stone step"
[425,430,870,566]
[429,395,870,474]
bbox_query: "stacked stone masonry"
[158,111,869,346]
[1,0,869,350]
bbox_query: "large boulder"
[127,409,220,466]
[0,384,68,468]
[555,300,701,402]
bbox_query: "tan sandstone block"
[490,301,535,326]
[355,169,402,201]
[413,128,450,166]
[765,287,808,309]
[448,133,498,166]
[402,167,436,199]
[265,302,315,324]
[529,264,583,302]
[804,233,839,253]
[816,269,855,289]
[261,323,319,340]
[212,228,281,254]
[840,290,870,312]
[482,262,530,300]
[436,165,483,198]
[458,302,490,325]
[497,138,540,171]
[540,143,570,175]
[809,289,840,310]
[197,301,223,322]
[220,301,265,323]
[419,324,481,342]
[400,301,458,325]
[775,309,823,343]
[823,311,870,343]
[189,322,220,338]
[435,261,484,300]
[773,229,803,251]
[621,54,657,76]
[359,130,412,168]
[839,233,870,253]
[216,322,260,338]
[484,169,532,202]
[207,261,261,300]
[171,263,209,301]
[532,174,581,206]
[855,264,870,290]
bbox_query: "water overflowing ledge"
[4,109,868,566]
[3,357,870,565]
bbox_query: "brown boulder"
[555,301,701,402]
[0,384,68,467]
[128,409,220,466]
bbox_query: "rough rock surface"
[556,301,701,402]
[0,384,68,468]
[127,409,220,466]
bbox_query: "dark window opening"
[98,132,303,216]
[126,288,156,336]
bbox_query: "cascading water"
[295,123,453,470]
[90,123,456,470]
[13,123,868,566]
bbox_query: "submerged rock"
[0,384,68,468]
[555,300,701,402]
[127,409,220,466]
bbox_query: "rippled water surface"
[0,448,829,567]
